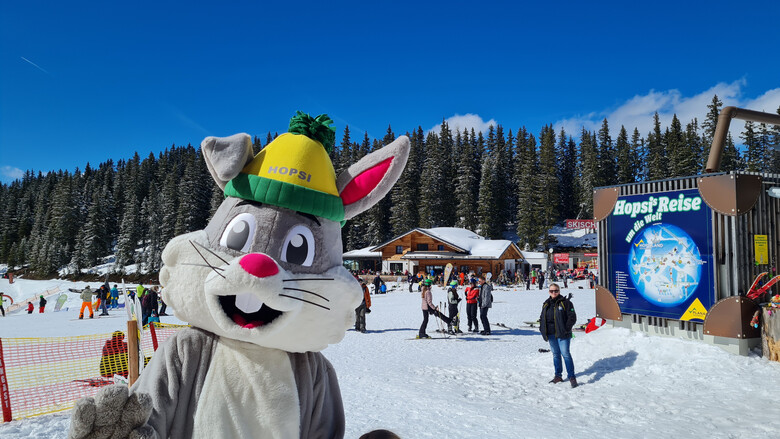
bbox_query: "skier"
[98,285,110,316]
[372,274,384,295]
[478,276,493,335]
[27,301,34,314]
[355,280,371,333]
[39,294,47,313]
[418,279,451,338]
[0,293,5,317]
[446,280,462,334]
[79,285,95,319]
[159,287,168,316]
[538,271,545,290]
[465,279,480,332]
[539,283,578,388]
[110,284,119,309]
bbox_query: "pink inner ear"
[341,157,394,205]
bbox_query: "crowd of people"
[353,272,579,388]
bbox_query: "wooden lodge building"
[344,227,523,277]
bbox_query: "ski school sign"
[606,189,715,321]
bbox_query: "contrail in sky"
[20,57,51,75]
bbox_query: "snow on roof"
[549,225,597,248]
[343,246,382,259]
[416,227,515,259]
[520,251,547,260]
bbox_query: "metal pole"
[705,106,780,173]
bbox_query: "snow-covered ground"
[1,278,779,438]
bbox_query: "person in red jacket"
[465,279,480,332]
[27,301,34,314]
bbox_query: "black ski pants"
[448,303,459,329]
[355,304,367,332]
[480,307,490,333]
[420,308,449,336]
[466,303,478,331]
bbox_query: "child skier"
[447,280,462,334]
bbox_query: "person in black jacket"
[539,283,578,387]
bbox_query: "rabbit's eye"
[220,213,256,253]
[281,225,315,267]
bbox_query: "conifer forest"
[1,96,779,277]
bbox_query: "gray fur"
[204,197,343,274]
[201,133,254,190]
[68,384,153,439]
[336,136,409,220]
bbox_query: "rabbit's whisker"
[192,240,230,265]
[282,287,329,302]
[278,294,330,311]
[189,241,226,279]
[282,278,334,282]
[181,263,224,271]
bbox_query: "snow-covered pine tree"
[577,128,598,219]
[684,119,703,176]
[646,112,667,180]
[557,128,578,220]
[631,128,645,181]
[515,130,540,249]
[115,191,139,271]
[390,129,422,237]
[477,152,501,238]
[419,131,449,228]
[455,128,480,232]
[666,115,688,177]
[742,121,763,172]
[597,119,617,186]
[537,125,559,247]
[701,95,722,171]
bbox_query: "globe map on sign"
[628,224,703,307]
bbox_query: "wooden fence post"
[127,320,139,387]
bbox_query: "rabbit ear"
[201,133,255,190]
[337,136,410,220]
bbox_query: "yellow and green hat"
[224,112,345,221]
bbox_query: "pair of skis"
[747,272,780,301]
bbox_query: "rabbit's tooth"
[234,293,263,314]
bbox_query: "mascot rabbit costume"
[69,112,409,438]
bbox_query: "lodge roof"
[370,227,521,260]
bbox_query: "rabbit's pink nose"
[239,253,279,278]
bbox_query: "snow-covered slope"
[1,279,778,438]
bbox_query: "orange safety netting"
[0,323,189,421]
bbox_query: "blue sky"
[2,1,779,183]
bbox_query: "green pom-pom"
[288,111,336,154]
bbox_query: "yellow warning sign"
[680,298,708,321]
[755,234,768,265]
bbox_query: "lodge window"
[437,245,445,251]
[417,244,428,251]
[395,246,403,254]
[390,263,403,272]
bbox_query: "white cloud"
[428,113,498,137]
[1,166,25,183]
[554,79,780,142]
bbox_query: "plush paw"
[68,384,155,439]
